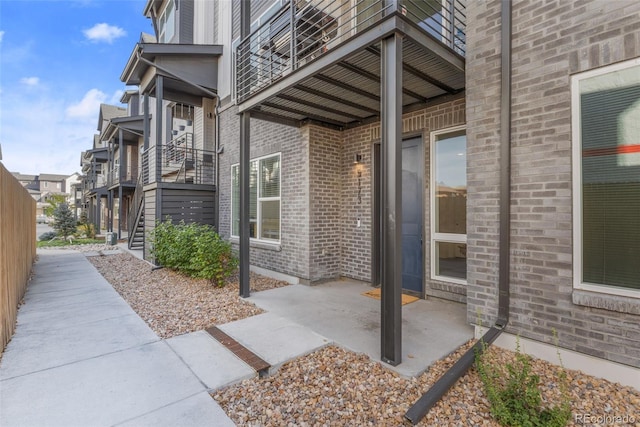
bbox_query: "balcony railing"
[236,0,466,103]
[108,165,139,187]
[141,133,215,186]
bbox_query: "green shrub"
[39,231,58,241]
[475,336,571,427]
[149,219,237,286]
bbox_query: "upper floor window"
[158,0,175,43]
[231,153,281,242]
[572,58,640,296]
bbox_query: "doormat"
[362,288,419,305]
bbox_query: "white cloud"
[83,23,126,44]
[0,31,5,43]
[0,86,125,175]
[109,89,124,104]
[65,88,107,119]
[20,77,40,86]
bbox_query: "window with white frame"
[572,58,640,296]
[158,0,175,43]
[231,153,281,242]
[430,126,467,283]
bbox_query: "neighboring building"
[82,0,640,382]
[119,1,223,256]
[65,172,82,219]
[12,172,74,217]
[80,104,127,233]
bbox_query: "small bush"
[475,336,571,427]
[78,222,96,239]
[150,219,237,286]
[51,203,77,239]
[39,231,58,241]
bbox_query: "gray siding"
[161,188,215,225]
[178,0,194,44]
[466,0,640,367]
[143,189,157,260]
[232,0,280,40]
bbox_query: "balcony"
[108,165,139,188]
[236,0,465,127]
[141,133,215,186]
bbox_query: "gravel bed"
[87,252,289,338]
[41,243,120,252]
[214,344,640,426]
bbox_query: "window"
[158,0,175,43]
[572,59,640,296]
[231,153,281,242]
[430,126,467,284]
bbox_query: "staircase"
[129,208,144,249]
[127,174,145,250]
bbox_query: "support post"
[239,0,251,299]
[155,76,164,185]
[380,33,403,366]
[239,111,251,298]
[118,129,124,240]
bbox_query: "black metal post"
[155,76,164,185]
[380,33,403,366]
[118,129,124,240]
[239,111,251,298]
[239,0,251,298]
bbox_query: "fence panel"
[0,163,36,351]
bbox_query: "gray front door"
[401,138,424,293]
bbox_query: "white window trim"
[430,124,467,286]
[231,152,282,243]
[571,57,640,300]
[158,0,175,43]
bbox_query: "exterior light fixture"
[354,153,362,164]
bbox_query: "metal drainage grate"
[206,326,271,377]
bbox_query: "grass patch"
[37,238,106,248]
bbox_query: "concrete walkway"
[0,250,237,427]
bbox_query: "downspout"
[214,100,221,232]
[404,0,512,424]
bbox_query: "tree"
[52,203,77,240]
[44,194,67,217]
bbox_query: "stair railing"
[127,171,144,249]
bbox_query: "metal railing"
[127,172,144,245]
[108,165,139,187]
[141,134,215,185]
[236,0,466,103]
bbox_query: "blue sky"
[0,0,153,175]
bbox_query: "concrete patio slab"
[246,281,474,377]
[166,330,256,390]
[218,312,331,373]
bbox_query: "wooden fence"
[0,163,36,351]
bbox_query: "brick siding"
[466,0,640,367]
